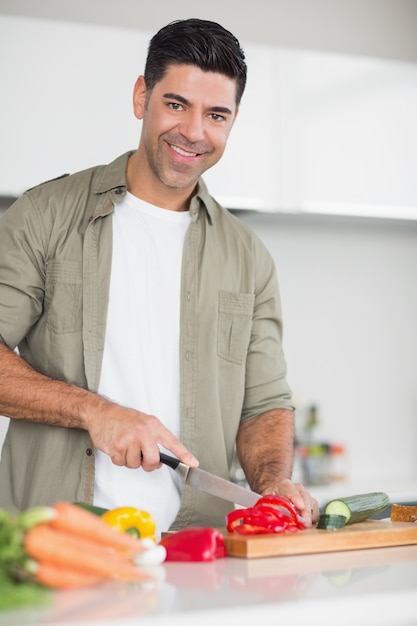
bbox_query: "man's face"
[133,64,239,192]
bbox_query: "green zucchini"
[324,492,390,525]
[317,514,347,529]
[73,502,109,516]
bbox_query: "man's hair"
[144,18,247,105]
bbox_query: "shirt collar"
[92,151,217,224]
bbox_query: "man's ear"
[133,75,147,120]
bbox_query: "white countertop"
[2,527,416,626]
[1,479,416,626]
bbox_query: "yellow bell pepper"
[102,507,156,541]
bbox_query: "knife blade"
[160,452,260,508]
[160,453,306,523]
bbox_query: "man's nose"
[178,112,205,143]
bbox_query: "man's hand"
[260,478,320,527]
[236,409,319,527]
[0,343,198,471]
[85,403,199,470]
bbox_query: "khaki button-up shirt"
[0,152,292,528]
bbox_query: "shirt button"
[86,448,93,456]
[186,291,191,302]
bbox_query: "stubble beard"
[151,140,209,190]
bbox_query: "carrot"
[50,502,146,554]
[33,561,104,590]
[24,524,150,582]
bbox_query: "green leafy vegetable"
[0,507,53,611]
[0,570,48,611]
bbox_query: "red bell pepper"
[159,527,227,562]
[226,494,306,536]
[254,495,305,528]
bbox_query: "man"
[0,19,318,534]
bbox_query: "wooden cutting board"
[223,520,417,559]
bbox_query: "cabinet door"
[2,16,416,217]
[203,44,282,211]
[0,15,149,195]
[207,47,417,217]
[275,49,417,217]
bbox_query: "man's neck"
[126,152,196,212]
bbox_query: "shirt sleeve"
[0,193,46,349]
[241,238,294,420]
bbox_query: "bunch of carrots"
[0,501,155,591]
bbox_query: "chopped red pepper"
[255,495,305,527]
[226,494,306,536]
[226,506,289,534]
[159,527,227,562]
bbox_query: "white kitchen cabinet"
[0,16,149,196]
[274,49,417,216]
[207,47,417,217]
[1,15,416,216]
[204,44,282,211]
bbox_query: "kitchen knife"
[160,453,306,523]
[160,452,260,508]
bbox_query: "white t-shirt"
[94,192,192,538]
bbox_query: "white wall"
[1,0,417,63]
[238,212,417,483]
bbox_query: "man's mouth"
[169,143,200,158]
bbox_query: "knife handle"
[159,452,181,470]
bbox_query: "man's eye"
[210,113,226,122]
[168,102,184,111]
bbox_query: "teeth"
[170,144,197,157]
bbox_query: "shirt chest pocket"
[45,260,83,333]
[217,291,255,365]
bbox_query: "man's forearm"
[236,408,295,494]
[0,343,104,429]
[0,343,198,469]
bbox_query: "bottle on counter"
[292,441,306,483]
[299,404,330,485]
[302,443,331,486]
[304,404,319,445]
[329,443,348,482]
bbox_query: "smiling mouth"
[169,143,201,158]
